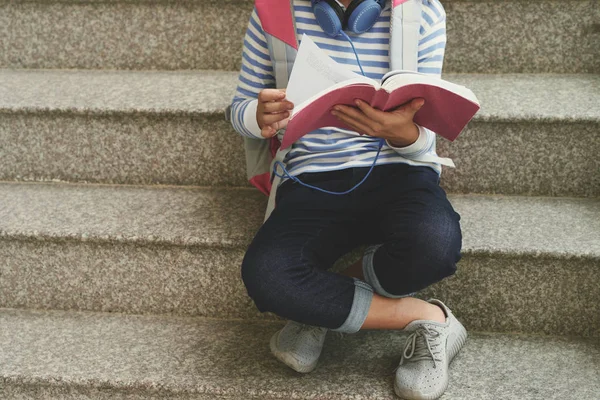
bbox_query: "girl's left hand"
[330,98,425,147]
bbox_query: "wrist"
[243,99,264,139]
[387,123,419,148]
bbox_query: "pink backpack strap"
[255,0,298,50]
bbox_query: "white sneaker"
[394,299,467,400]
[269,320,328,373]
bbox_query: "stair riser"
[1,238,597,336]
[439,121,600,197]
[1,112,598,197]
[0,112,248,188]
[0,1,598,73]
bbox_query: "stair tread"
[1,307,598,400]
[0,181,598,258]
[0,69,598,122]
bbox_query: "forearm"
[230,98,263,139]
[229,7,275,139]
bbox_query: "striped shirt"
[230,0,448,180]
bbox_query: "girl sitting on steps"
[228,1,466,399]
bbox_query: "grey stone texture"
[443,0,600,74]
[0,0,253,72]
[1,308,599,400]
[1,0,598,398]
[0,69,598,196]
[1,182,598,336]
[0,0,598,73]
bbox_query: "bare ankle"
[426,303,446,323]
[395,298,446,325]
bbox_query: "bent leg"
[241,174,374,333]
[361,167,462,297]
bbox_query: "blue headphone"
[311,0,386,37]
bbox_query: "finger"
[412,97,425,110]
[354,99,387,123]
[392,98,425,115]
[260,116,290,138]
[262,111,290,126]
[332,105,375,127]
[263,100,294,113]
[261,126,277,138]
[332,105,380,133]
[270,116,290,131]
[332,110,375,137]
[258,89,287,103]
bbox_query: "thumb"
[391,98,425,115]
[412,98,425,112]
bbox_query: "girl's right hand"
[257,89,294,138]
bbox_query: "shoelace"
[394,326,443,373]
[293,323,327,341]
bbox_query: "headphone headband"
[310,0,387,37]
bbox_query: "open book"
[283,35,481,150]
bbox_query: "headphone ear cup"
[312,0,346,37]
[345,0,383,34]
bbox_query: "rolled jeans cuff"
[331,278,373,334]
[362,244,416,298]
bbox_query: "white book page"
[286,34,376,107]
[381,69,429,85]
[291,78,377,117]
[382,72,480,104]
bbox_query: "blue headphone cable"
[340,31,366,76]
[274,32,386,196]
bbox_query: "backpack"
[233,0,426,220]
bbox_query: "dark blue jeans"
[241,163,462,333]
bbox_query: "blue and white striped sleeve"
[387,0,447,158]
[229,7,276,139]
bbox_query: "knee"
[415,205,462,279]
[241,243,300,313]
[389,205,462,281]
[241,244,275,312]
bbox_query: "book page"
[381,69,429,85]
[382,72,479,104]
[286,34,375,107]
[291,79,377,116]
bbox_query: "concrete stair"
[1,308,599,400]
[1,181,598,336]
[1,69,598,196]
[1,0,599,398]
[1,0,598,73]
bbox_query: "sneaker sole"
[394,318,468,400]
[448,319,468,364]
[269,330,319,374]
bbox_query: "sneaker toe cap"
[395,366,447,400]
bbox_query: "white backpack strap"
[264,147,292,221]
[402,0,422,71]
[390,1,454,170]
[266,36,292,88]
[390,0,422,71]
[263,0,297,221]
[263,0,297,88]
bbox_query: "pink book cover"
[281,83,480,150]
